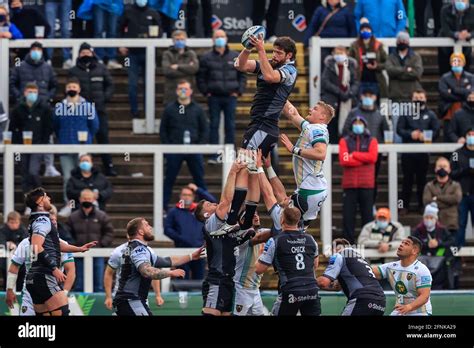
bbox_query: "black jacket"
[10,53,57,102]
[438,70,474,117]
[159,100,209,144]
[0,224,28,246]
[68,56,114,113]
[447,103,474,142]
[197,46,247,96]
[67,207,114,247]
[10,7,51,39]
[412,222,455,257]
[9,98,53,144]
[320,55,359,108]
[66,167,113,211]
[439,4,474,39]
[397,107,440,143]
[119,4,161,39]
[450,144,474,195]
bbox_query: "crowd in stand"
[0,0,473,291]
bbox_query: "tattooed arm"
[138,262,185,280]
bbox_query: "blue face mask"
[79,161,92,172]
[376,220,389,230]
[361,96,374,108]
[136,0,147,7]
[26,92,38,104]
[334,54,346,64]
[174,40,186,49]
[352,124,364,134]
[360,31,372,40]
[452,66,463,74]
[214,37,227,48]
[30,50,42,61]
[466,135,474,145]
[455,1,467,11]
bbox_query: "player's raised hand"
[231,158,248,173]
[249,33,265,52]
[169,269,185,278]
[280,133,294,153]
[191,246,207,260]
[80,241,98,252]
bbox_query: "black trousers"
[252,0,281,38]
[343,188,374,244]
[415,0,442,37]
[96,111,113,169]
[401,153,429,211]
[187,0,213,38]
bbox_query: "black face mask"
[81,201,94,208]
[467,101,474,108]
[414,100,426,110]
[0,15,6,22]
[397,43,409,51]
[79,55,93,65]
[11,7,22,15]
[66,90,78,97]
[436,168,449,178]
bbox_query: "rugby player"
[372,236,433,316]
[317,238,386,316]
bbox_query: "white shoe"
[210,222,240,237]
[44,166,61,177]
[62,59,73,69]
[58,205,72,217]
[107,59,122,69]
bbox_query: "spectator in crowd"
[186,0,212,38]
[66,153,113,212]
[412,202,456,289]
[447,91,474,143]
[0,101,6,141]
[164,184,217,280]
[357,207,404,260]
[0,211,28,249]
[354,0,406,38]
[160,80,209,210]
[118,1,161,118]
[438,0,474,75]
[423,157,463,235]
[9,82,53,195]
[386,31,424,143]
[321,46,359,143]
[0,4,22,39]
[450,128,474,247]
[397,89,440,215]
[49,205,75,244]
[303,0,322,28]
[438,53,474,141]
[414,0,441,37]
[197,29,246,163]
[349,19,388,98]
[304,0,356,48]
[339,116,379,244]
[10,0,50,60]
[68,189,114,292]
[68,42,117,176]
[43,0,73,68]
[162,30,199,105]
[252,0,280,41]
[53,78,99,217]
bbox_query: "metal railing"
[0,38,214,134]
[309,37,474,107]
[0,144,234,242]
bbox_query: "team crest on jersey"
[407,273,413,281]
[395,281,408,295]
[21,306,28,314]
[236,305,243,313]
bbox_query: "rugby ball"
[241,25,266,49]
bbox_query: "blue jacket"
[164,187,217,248]
[53,97,99,144]
[7,23,23,39]
[354,0,407,38]
[304,4,356,46]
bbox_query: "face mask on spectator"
[81,201,94,208]
[26,92,38,104]
[451,66,463,74]
[183,199,193,207]
[136,0,148,7]
[334,54,346,64]
[396,43,409,51]
[30,50,42,61]
[455,0,467,12]
[361,96,374,108]
[423,218,436,231]
[174,40,186,49]
[66,90,78,97]
[360,31,372,40]
[436,168,449,178]
[79,55,93,65]
[466,135,474,145]
[0,15,6,23]
[79,161,92,172]
[352,124,364,134]
[414,100,426,110]
[215,37,227,48]
[376,220,389,230]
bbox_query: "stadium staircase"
[0,44,472,289]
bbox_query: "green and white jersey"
[233,230,266,290]
[292,121,328,191]
[378,259,432,316]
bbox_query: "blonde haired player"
[279,100,335,228]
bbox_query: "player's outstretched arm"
[250,229,272,246]
[234,47,257,73]
[60,239,98,253]
[103,265,115,310]
[282,101,305,131]
[169,247,206,266]
[280,133,327,161]
[371,266,382,280]
[262,153,287,203]
[138,262,185,280]
[249,34,281,83]
[216,160,247,219]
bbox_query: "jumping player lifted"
[279,100,335,227]
[209,33,298,236]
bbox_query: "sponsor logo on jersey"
[367,302,385,312]
[421,276,431,284]
[407,273,412,281]
[21,306,28,314]
[292,14,307,32]
[395,280,408,295]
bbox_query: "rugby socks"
[240,201,258,229]
[226,188,248,225]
